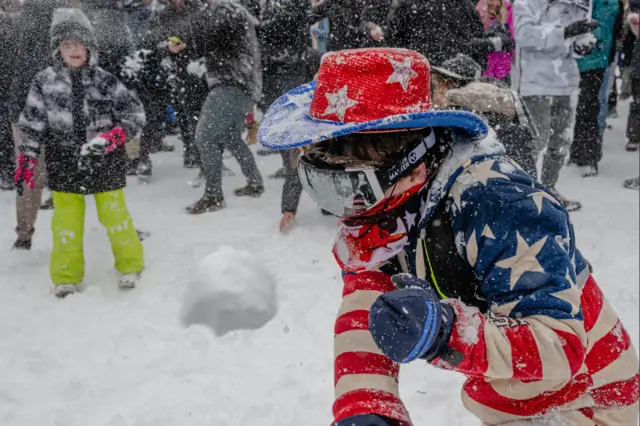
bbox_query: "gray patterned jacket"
[19,64,146,194]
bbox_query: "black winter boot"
[624,177,640,190]
[234,184,264,198]
[12,238,32,250]
[0,176,13,191]
[40,195,54,210]
[186,195,227,214]
[268,167,287,179]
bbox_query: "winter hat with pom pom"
[50,8,97,58]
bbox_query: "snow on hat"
[50,8,97,53]
[258,48,488,150]
[431,54,482,82]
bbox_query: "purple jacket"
[481,1,513,80]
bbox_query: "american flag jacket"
[333,134,639,425]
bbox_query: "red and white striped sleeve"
[332,271,412,426]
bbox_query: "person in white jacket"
[513,0,598,211]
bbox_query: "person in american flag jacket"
[258,48,639,425]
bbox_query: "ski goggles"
[297,129,436,218]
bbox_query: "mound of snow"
[181,246,277,336]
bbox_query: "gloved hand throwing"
[472,33,514,53]
[14,153,38,195]
[368,273,455,363]
[574,33,598,56]
[564,20,599,39]
[80,127,127,157]
[79,127,126,171]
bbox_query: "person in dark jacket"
[624,0,640,189]
[571,0,620,177]
[0,9,17,190]
[311,0,387,51]
[256,0,320,230]
[185,0,264,214]
[14,8,146,298]
[386,0,491,68]
[626,0,640,153]
[143,1,210,168]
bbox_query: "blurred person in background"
[8,0,65,250]
[571,0,620,178]
[624,0,640,189]
[0,4,18,190]
[431,54,538,178]
[476,0,514,82]
[185,0,264,214]
[513,0,598,211]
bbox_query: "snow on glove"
[369,274,455,364]
[573,33,597,57]
[471,34,514,53]
[14,153,38,192]
[80,127,127,157]
[334,414,393,426]
[564,20,599,39]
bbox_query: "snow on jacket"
[332,134,639,425]
[513,0,589,96]
[19,9,145,195]
[578,0,621,72]
[386,0,488,68]
[478,0,514,80]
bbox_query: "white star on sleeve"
[482,224,495,239]
[386,57,419,92]
[322,85,358,121]
[496,232,548,290]
[469,160,510,186]
[528,190,560,214]
[466,229,478,267]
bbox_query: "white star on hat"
[322,85,358,121]
[496,232,548,290]
[387,57,419,92]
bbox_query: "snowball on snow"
[181,246,277,336]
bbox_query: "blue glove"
[369,274,455,363]
[334,414,392,426]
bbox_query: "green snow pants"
[50,189,144,285]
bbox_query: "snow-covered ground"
[0,102,638,426]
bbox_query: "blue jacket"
[577,0,620,72]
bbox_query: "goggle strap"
[377,129,436,189]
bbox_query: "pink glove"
[14,153,38,190]
[80,127,127,157]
